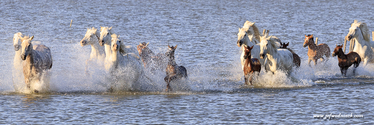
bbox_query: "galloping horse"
[105,34,144,92]
[243,45,261,85]
[279,42,301,67]
[164,45,187,91]
[80,27,105,62]
[80,27,105,73]
[237,28,263,70]
[344,20,374,65]
[303,34,330,66]
[137,42,166,69]
[20,36,53,93]
[259,34,294,74]
[332,45,361,76]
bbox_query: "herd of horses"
[11,20,373,93]
[238,20,367,85]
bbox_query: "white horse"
[105,34,144,91]
[12,32,25,91]
[20,36,53,93]
[80,27,105,73]
[80,27,105,62]
[237,28,263,70]
[344,20,374,65]
[259,34,294,74]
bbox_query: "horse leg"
[353,67,356,75]
[249,73,253,85]
[308,59,312,67]
[314,59,318,66]
[340,67,345,76]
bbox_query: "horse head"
[166,45,177,60]
[237,28,252,47]
[347,20,369,41]
[20,36,34,60]
[259,35,270,59]
[244,45,254,59]
[137,42,149,55]
[110,34,121,52]
[13,32,23,51]
[332,45,344,57]
[80,27,99,46]
[99,26,112,46]
[303,34,314,47]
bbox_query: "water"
[0,0,373,124]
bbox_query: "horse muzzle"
[80,40,87,46]
[237,40,243,47]
[303,44,307,47]
[99,40,104,46]
[347,35,353,40]
[260,53,265,59]
[332,52,336,57]
[14,44,20,51]
[21,54,26,60]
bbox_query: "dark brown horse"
[332,45,361,76]
[280,42,301,67]
[243,45,261,85]
[164,45,187,91]
[303,34,330,66]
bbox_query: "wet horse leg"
[308,59,312,67]
[313,59,318,66]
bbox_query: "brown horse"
[164,45,187,91]
[243,45,261,85]
[280,42,301,67]
[332,45,361,76]
[303,34,330,66]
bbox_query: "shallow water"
[0,0,374,124]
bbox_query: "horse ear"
[311,34,313,37]
[30,36,34,40]
[146,42,149,47]
[174,45,177,49]
[286,42,289,46]
[250,45,254,50]
[354,20,357,23]
[109,27,112,30]
[305,35,307,37]
[168,45,170,48]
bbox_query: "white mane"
[242,21,261,43]
[351,20,370,41]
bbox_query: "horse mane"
[111,34,118,39]
[242,21,261,42]
[87,27,97,35]
[261,35,280,49]
[352,20,370,41]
